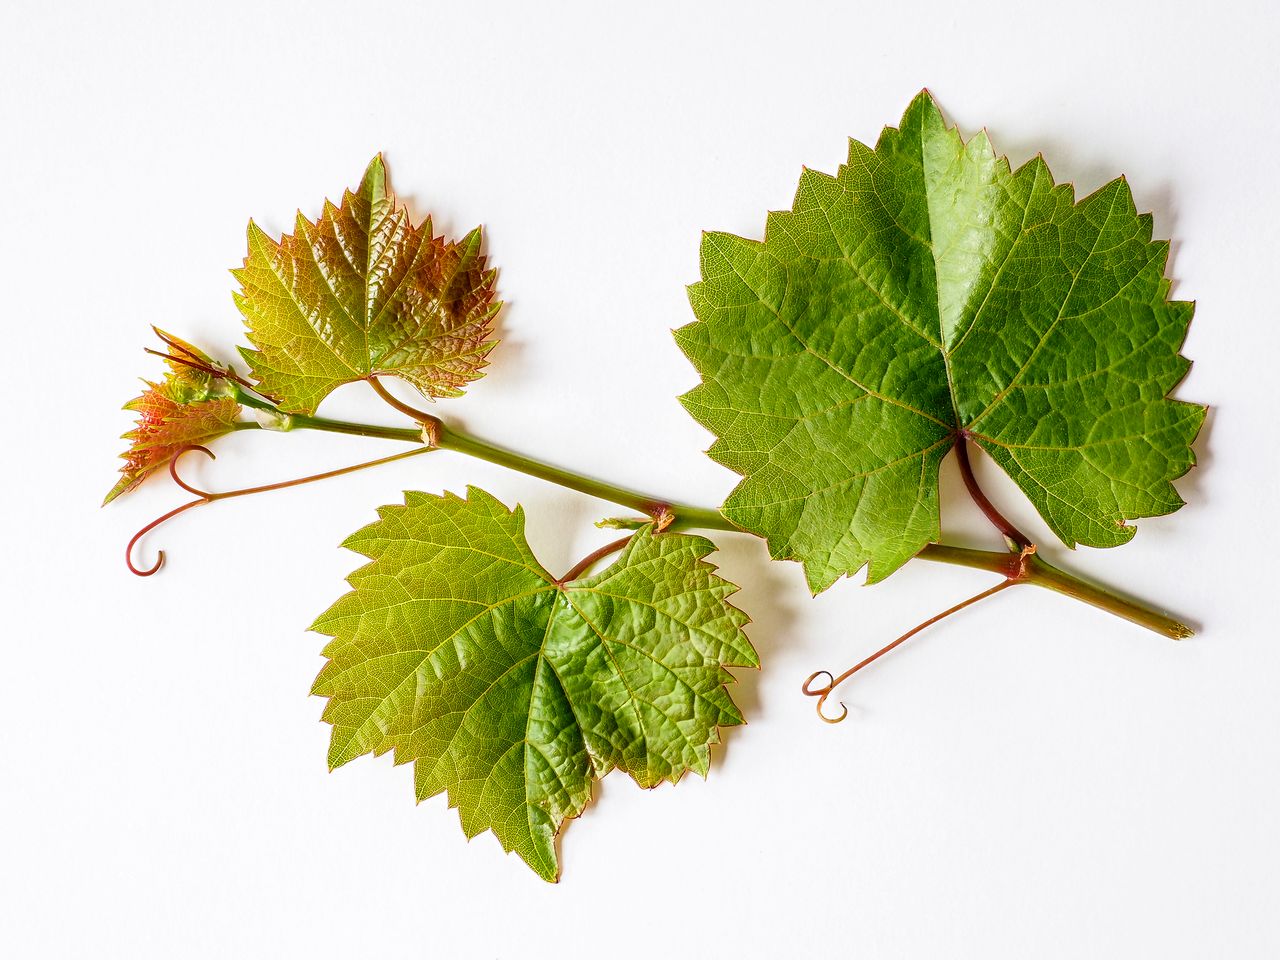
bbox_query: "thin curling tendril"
[801,580,1016,723]
[801,670,848,724]
[125,443,434,576]
[800,436,1048,724]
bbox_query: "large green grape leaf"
[233,155,500,415]
[310,487,757,882]
[676,90,1205,593]
[104,329,241,504]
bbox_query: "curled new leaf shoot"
[125,443,433,576]
[105,327,269,506]
[143,345,256,394]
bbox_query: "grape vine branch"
[106,106,1204,879]
[125,356,1193,723]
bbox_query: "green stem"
[1022,553,1193,639]
[290,413,421,442]
[230,382,423,442]
[915,543,1022,576]
[234,412,422,443]
[436,425,735,533]
[234,397,1188,638]
[239,405,734,532]
[917,544,1192,639]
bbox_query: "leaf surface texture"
[311,488,757,881]
[677,91,1204,591]
[234,156,499,414]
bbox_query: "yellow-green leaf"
[311,487,757,881]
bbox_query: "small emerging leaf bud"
[104,330,246,504]
[595,516,650,530]
[254,408,294,432]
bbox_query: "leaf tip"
[361,153,389,199]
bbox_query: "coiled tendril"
[126,443,432,576]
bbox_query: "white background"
[2,1,1276,956]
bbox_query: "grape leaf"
[310,487,757,882]
[676,90,1205,593]
[233,155,500,415]
[104,329,240,504]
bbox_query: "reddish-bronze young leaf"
[104,330,241,504]
[233,155,500,415]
